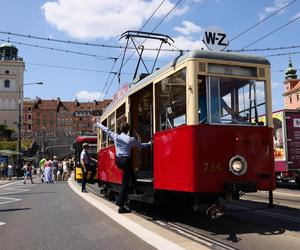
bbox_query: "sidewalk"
[0,176,22,186]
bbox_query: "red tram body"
[153,125,274,192]
[97,50,275,215]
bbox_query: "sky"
[1,0,300,111]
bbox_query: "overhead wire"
[0,38,114,60]
[102,0,170,98]
[108,0,184,97]
[230,0,297,42]
[228,44,300,52]
[26,62,133,74]
[0,30,125,49]
[264,50,300,58]
[239,15,300,51]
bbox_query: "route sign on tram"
[203,27,229,51]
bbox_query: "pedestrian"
[52,156,59,183]
[62,160,68,181]
[39,157,46,183]
[44,157,53,183]
[57,160,63,182]
[23,162,34,184]
[67,159,73,177]
[7,162,14,180]
[80,143,91,192]
[93,117,151,213]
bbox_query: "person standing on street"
[93,117,151,214]
[80,143,91,192]
[52,156,59,183]
[23,162,34,184]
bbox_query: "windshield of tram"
[198,76,266,125]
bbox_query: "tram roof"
[102,50,270,117]
[179,49,270,65]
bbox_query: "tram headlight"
[229,155,247,176]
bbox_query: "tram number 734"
[203,162,222,173]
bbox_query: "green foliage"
[0,140,16,151]
[0,123,15,139]
[0,138,31,152]
[21,139,32,150]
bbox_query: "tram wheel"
[107,190,116,201]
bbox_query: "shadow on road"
[0,207,31,212]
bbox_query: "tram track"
[84,182,300,249]
[155,220,239,250]
[85,183,239,249]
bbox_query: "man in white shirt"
[80,143,90,192]
[95,119,151,213]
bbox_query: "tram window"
[210,77,221,123]
[155,68,186,131]
[207,76,266,125]
[108,113,116,145]
[198,75,207,123]
[116,104,126,134]
[101,119,107,148]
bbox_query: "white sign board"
[293,118,300,127]
[203,27,228,51]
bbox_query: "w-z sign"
[203,28,228,51]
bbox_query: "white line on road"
[0,222,6,226]
[0,196,22,205]
[0,180,23,188]
[68,178,209,250]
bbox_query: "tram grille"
[258,68,265,78]
[199,62,206,73]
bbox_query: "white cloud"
[42,0,188,40]
[75,90,102,101]
[174,21,202,35]
[292,11,300,19]
[137,34,205,59]
[260,0,291,20]
[272,81,281,88]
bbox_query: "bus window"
[101,119,107,148]
[116,104,126,134]
[206,76,266,125]
[155,68,186,131]
[108,113,115,145]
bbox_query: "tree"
[0,124,15,139]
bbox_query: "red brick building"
[22,97,111,158]
[23,97,111,135]
[283,59,300,109]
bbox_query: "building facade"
[0,43,25,131]
[283,59,300,109]
[22,97,111,158]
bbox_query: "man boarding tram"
[92,117,151,213]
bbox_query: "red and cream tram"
[97,50,275,217]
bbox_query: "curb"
[68,177,210,250]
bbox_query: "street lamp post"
[17,82,43,176]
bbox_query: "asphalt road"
[126,187,300,250]
[0,178,155,250]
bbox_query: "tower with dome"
[0,42,25,131]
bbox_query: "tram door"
[130,84,153,178]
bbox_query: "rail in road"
[84,182,300,250]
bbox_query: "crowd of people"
[39,156,74,183]
[0,161,16,180]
